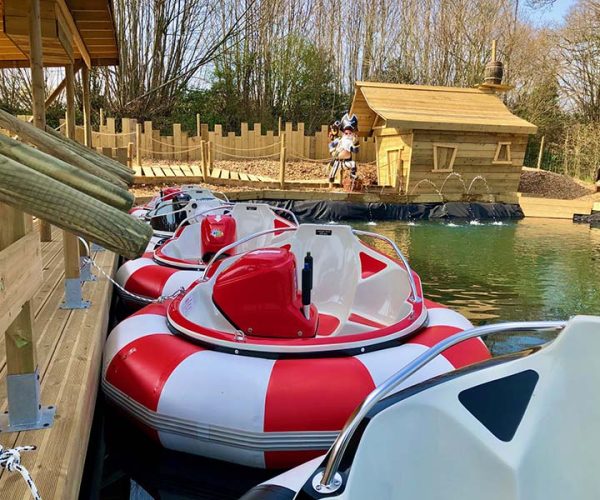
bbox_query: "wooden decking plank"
[238,172,250,181]
[181,165,194,176]
[151,167,165,177]
[210,168,222,179]
[142,167,154,177]
[132,166,142,176]
[247,173,260,181]
[171,166,185,177]
[230,171,240,181]
[162,166,175,177]
[189,165,202,176]
[220,169,230,180]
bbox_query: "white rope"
[212,142,281,152]
[138,145,203,155]
[216,150,281,159]
[77,238,185,304]
[0,445,41,500]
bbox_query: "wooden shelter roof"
[0,0,118,68]
[350,81,537,135]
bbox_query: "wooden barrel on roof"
[484,60,504,85]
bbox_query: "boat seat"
[229,203,281,253]
[352,246,414,327]
[287,224,360,335]
[157,203,286,261]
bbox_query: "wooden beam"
[82,65,92,147]
[29,0,52,242]
[56,0,91,68]
[47,61,83,109]
[63,63,80,281]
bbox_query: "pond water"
[82,218,600,499]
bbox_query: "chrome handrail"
[352,229,421,303]
[174,204,299,234]
[212,191,230,203]
[317,320,567,491]
[269,206,300,226]
[201,226,298,280]
[144,199,193,219]
[145,205,190,220]
[174,204,235,232]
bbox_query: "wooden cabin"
[350,81,537,198]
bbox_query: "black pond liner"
[251,199,524,223]
[574,212,600,228]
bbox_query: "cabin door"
[387,148,405,192]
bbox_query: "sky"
[524,0,576,26]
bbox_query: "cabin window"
[493,142,512,164]
[433,143,458,172]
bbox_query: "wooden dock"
[518,194,593,219]
[132,164,331,189]
[0,227,117,500]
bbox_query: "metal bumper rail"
[352,229,420,303]
[316,320,567,492]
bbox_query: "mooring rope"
[78,238,185,305]
[0,445,41,500]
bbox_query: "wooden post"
[173,123,182,161]
[1,204,37,376]
[278,117,282,136]
[82,65,92,147]
[127,142,134,168]
[136,123,142,166]
[492,39,497,61]
[536,135,545,170]
[196,114,201,138]
[279,132,286,189]
[207,141,213,172]
[200,140,207,182]
[29,0,52,242]
[99,108,105,128]
[63,64,81,285]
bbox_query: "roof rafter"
[56,0,91,68]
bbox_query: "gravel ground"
[518,168,599,200]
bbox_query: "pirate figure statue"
[328,113,360,188]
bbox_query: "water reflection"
[355,219,600,328]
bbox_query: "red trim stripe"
[316,314,340,336]
[359,251,387,278]
[411,325,491,368]
[348,313,385,329]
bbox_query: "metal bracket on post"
[0,369,55,432]
[91,243,105,252]
[60,277,90,309]
[80,256,96,282]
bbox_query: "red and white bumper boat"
[129,186,229,250]
[103,224,490,469]
[116,202,297,307]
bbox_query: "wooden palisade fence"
[73,112,377,164]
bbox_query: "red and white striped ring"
[102,299,490,469]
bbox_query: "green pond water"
[354,218,600,354]
[90,217,600,499]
